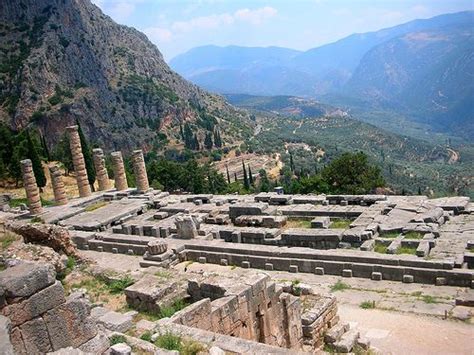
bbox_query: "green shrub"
[140,331,152,342]
[107,276,134,294]
[329,219,352,229]
[330,280,351,292]
[109,334,127,345]
[360,301,376,309]
[154,331,182,351]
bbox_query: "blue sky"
[91,0,473,61]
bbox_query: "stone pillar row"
[21,125,150,213]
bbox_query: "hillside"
[0,0,253,151]
[170,11,473,138]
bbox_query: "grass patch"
[421,295,438,304]
[84,201,108,212]
[110,334,127,346]
[329,219,352,229]
[154,331,205,354]
[155,270,172,279]
[158,298,189,318]
[140,331,152,342]
[56,256,77,281]
[360,301,376,309]
[396,246,417,255]
[403,231,424,239]
[374,244,388,254]
[330,280,351,292]
[30,216,44,223]
[9,197,55,208]
[0,232,18,251]
[380,231,400,238]
[106,276,135,294]
[287,219,312,228]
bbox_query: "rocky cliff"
[0,0,252,151]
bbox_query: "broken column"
[175,215,200,239]
[20,159,42,215]
[93,148,109,191]
[111,151,128,191]
[131,149,149,193]
[49,165,68,205]
[66,125,91,198]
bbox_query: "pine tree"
[26,131,46,192]
[248,164,254,186]
[77,121,96,191]
[290,153,295,172]
[193,134,200,150]
[226,165,231,184]
[242,160,249,190]
[204,131,213,150]
[183,123,194,149]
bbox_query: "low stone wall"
[0,261,108,354]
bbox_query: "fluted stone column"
[93,148,109,191]
[111,151,128,191]
[66,125,91,198]
[49,165,68,205]
[132,149,149,193]
[20,159,42,214]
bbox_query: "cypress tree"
[204,131,213,150]
[76,121,96,191]
[26,131,46,192]
[242,160,249,190]
[214,129,222,148]
[234,172,238,182]
[193,134,200,150]
[226,165,231,184]
[183,123,194,149]
[248,164,254,186]
[290,153,295,172]
[40,134,50,161]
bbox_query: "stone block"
[97,311,133,332]
[356,336,371,350]
[315,267,324,275]
[435,277,447,286]
[0,262,55,301]
[220,259,228,266]
[78,330,109,354]
[20,317,52,354]
[1,281,66,326]
[110,343,131,355]
[289,265,298,273]
[402,275,414,283]
[241,261,250,269]
[264,263,273,271]
[112,248,118,254]
[371,272,382,281]
[333,328,359,353]
[342,269,352,278]
[0,315,14,355]
[360,239,375,251]
[198,257,207,264]
[324,322,349,343]
[44,298,97,350]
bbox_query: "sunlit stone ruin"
[1,127,473,354]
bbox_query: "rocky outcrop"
[5,222,81,259]
[0,0,252,151]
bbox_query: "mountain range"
[170,11,474,139]
[0,0,252,151]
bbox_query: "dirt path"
[339,305,473,355]
[447,148,460,164]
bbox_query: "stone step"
[332,328,360,353]
[324,322,350,343]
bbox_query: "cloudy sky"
[91,0,473,61]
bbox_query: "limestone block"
[265,263,274,271]
[220,259,228,266]
[0,262,56,301]
[371,272,382,281]
[333,328,359,353]
[324,322,350,343]
[175,215,199,239]
[198,257,207,264]
[9,327,25,354]
[1,281,66,326]
[43,298,97,350]
[435,277,447,286]
[20,317,52,354]
[416,240,430,257]
[387,236,403,254]
[315,267,324,275]
[111,343,132,355]
[241,261,250,268]
[97,311,133,332]
[356,336,371,350]
[360,239,375,251]
[311,217,330,229]
[78,330,109,354]
[402,275,414,284]
[342,269,353,278]
[289,265,298,273]
[0,315,14,355]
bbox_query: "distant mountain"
[0,0,252,151]
[170,11,474,138]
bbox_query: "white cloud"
[91,0,143,22]
[234,6,278,25]
[144,27,173,43]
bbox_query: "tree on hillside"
[321,152,385,194]
[52,133,73,175]
[26,131,46,192]
[290,152,295,172]
[204,131,213,150]
[226,165,231,184]
[40,134,50,161]
[76,121,96,191]
[214,129,222,148]
[258,169,271,192]
[242,160,249,190]
[248,164,254,186]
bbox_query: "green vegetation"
[84,201,108,212]
[107,276,135,294]
[158,298,189,318]
[109,334,127,346]
[56,256,76,281]
[329,219,352,229]
[287,219,312,228]
[139,331,152,342]
[403,231,424,239]
[0,232,18,251]
[76,121,96,190]
[380,232,400,239]
[374,244,388,254]
[359,301,376,309]
[396,246,417,255]
[330,280,351,292]
[153,331,205,354]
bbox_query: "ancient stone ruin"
[1,137,473,354]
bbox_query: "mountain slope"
[0,0,252,151]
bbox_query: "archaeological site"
[0,126,473,354]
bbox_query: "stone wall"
[0,261,108,354]
[170,274,304,350]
